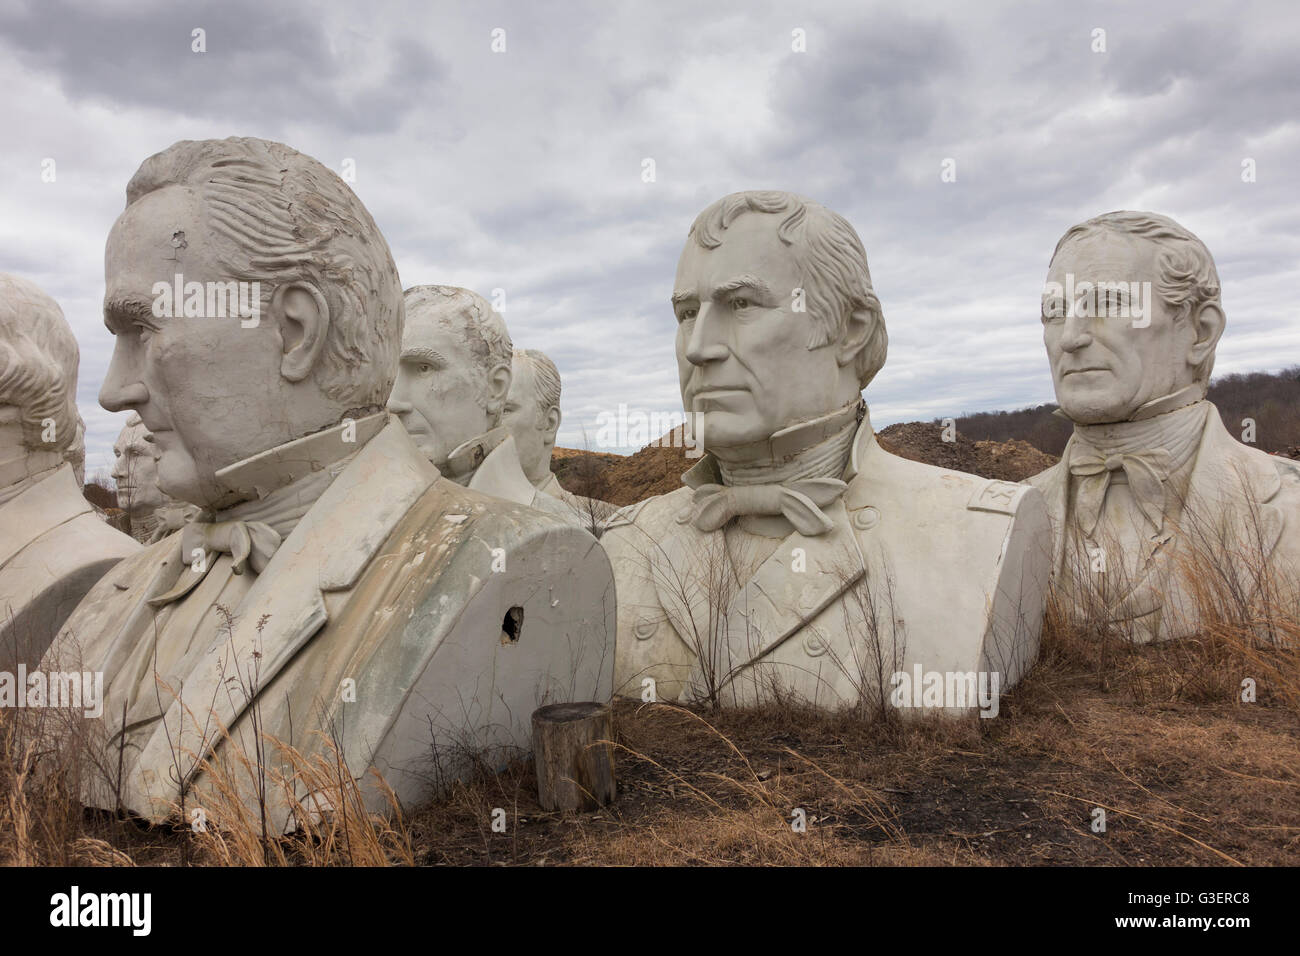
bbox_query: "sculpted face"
[388,307,498,470]
[502,357,555,484]
[98,186,298,506]
[1044,231,1202,424]
[673,213,849,450]
[111,422,164,516]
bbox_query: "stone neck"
[209,411,387,511]
[1071,398,1210,472]
[443,426,510,486]
[711,399,865,487]
[0,448,64,506]
[202,411,387,536]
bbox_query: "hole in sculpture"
[501,606,523,644]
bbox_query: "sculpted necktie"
[1068,443,1172,535]
[147,517,283,607]
[689,477,848,536]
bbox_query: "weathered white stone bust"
[111,413,198,542]
[388,286,578,523]
[502,347,616,529]
[1028,211,1300,642]
[602,190,1050,711]
[44,138,614,829]
[0,273,138,670]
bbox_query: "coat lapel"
[125,420,438,816]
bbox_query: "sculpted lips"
[1061,366,1110,377]
[689,385,749,407]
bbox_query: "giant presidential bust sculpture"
[1028,211,1300,642]
[0,273,138,671]
[387,285,577,523]
[601,191,1051,710]
[502,347,616,529]
[112,413,199,542]
[43,137,615,828]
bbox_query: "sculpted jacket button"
[798,583,820,611]
[852,506,880,530]
[633,616,659,640]
[803,630,829,657]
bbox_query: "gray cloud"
[0,0,1296,473]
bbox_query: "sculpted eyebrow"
[670,290,696,306]
[402,347,447,366]
[712,275,774,299]
[104,295,158,333]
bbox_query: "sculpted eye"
[679,307,698,323]
[732,297,750,310]
[418,364,433,375]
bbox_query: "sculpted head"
[1043,211,1224,425]
[97,137,403,508]
[111,413,166,516]
[0,273,80,483]
[387,285,513,470]
[502,348,561,486]
[674,190,887,453]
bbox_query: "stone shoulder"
[858,441,1043,521]
[599,486,693,540]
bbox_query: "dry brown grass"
[3,530,1298,866]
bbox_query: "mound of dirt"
[875,422,1059,482]
[551,421,1060,506]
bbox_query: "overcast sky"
[2,0,1297,477]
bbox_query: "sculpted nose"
[99,352,149,413]
[684,303,729,366]
[1059,312,1093,353]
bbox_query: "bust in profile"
[601,190,1050,710]
[1028,211,1300,641]
[45,138,614,828]
[0,273,138,670]
[502,347,615,529]
[388,286,577,523]
[111,413,197,542]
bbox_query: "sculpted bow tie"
[147,518,283,608]
[690,478,848,537]
[1068,443,1172,536]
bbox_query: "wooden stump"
[531,702,616,811]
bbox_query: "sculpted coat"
[1029,402,1300,642]
[603,409,1050,708]
[1,462,137,670]
[48,415,615,827]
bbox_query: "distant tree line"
[947,366,1300,456]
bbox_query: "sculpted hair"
[1052,210,1222,384]
[125,137,403,409]
[404,285,514,422]
[0,272,79,453]
[515,348,561,424]
[688,190,888,390]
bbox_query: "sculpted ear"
[272,283,330,382]
[835,305,876,369]
[486,362,512,419]
[1187,300,1224,376]
[543,404,561,441]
